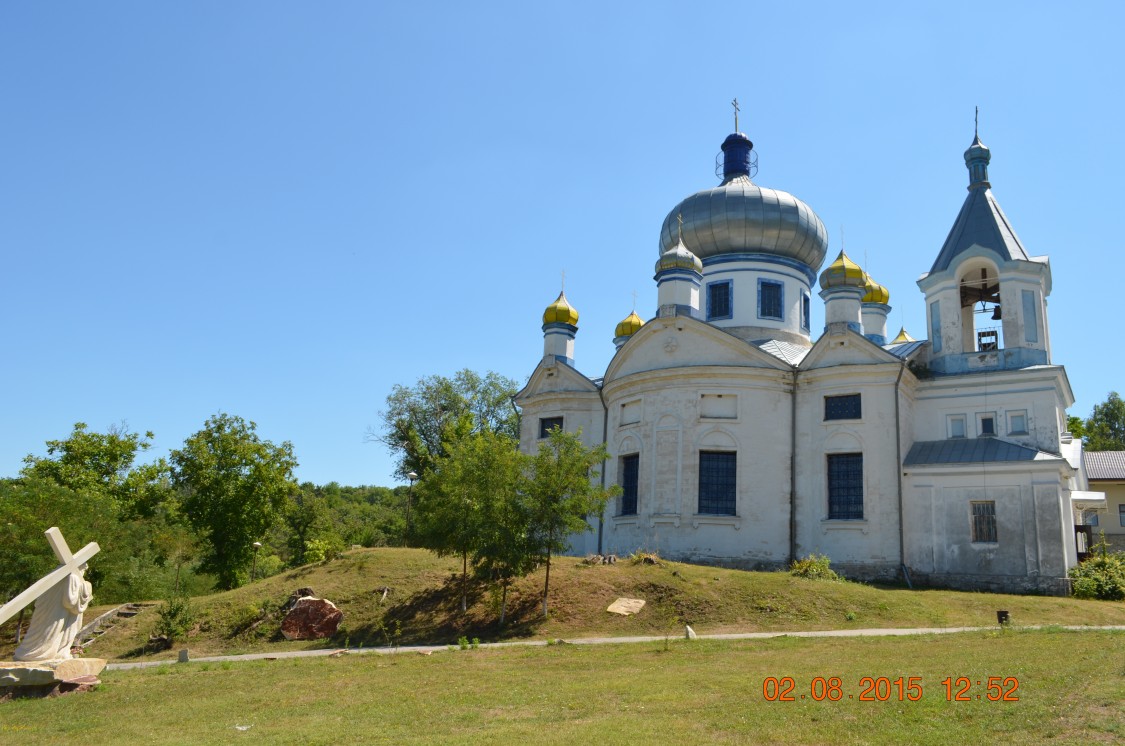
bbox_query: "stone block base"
[0,658,106,699]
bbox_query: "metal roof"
[929,187,1029,274]
[884,339,926,359]
[756,339,809,366]
[904,437,1060,466]
[1086,451,1125,480]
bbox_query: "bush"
[155,595,196,641]
[790,554,840,581]
[1069,542,1125,600]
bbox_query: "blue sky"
[2,1,1121,486]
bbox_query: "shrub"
[789,554,840,581]
[155,595,196,641]
[629,550,662,566]
[1069,542,1125,600]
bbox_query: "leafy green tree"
[1084,391,1125,451]
[526,428,617,617]
[413,428,524,613]
[170,414,298,589]
[1066,415,1085,439]
[20,422,172,517]
[284,483,328,566]
[375,369,519,481]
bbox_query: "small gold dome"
[862,274,890,304]
[890,326,916,344]
[615,310,643,339]
[819,250,866,290]
[543,291,579,326]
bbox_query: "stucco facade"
[516,124,1087,594]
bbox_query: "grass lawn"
[2,628,1122,745]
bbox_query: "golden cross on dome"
[732,98,740,131]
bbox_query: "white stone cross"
[0,527,100,627]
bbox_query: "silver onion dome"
[657,132,829,271]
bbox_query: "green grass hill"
[4,547,1123,662]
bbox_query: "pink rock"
[280,597,343,641]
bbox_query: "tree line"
[1,415,413,612]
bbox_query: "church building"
[515,121,1091,594]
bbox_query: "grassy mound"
[4,547,1123,661]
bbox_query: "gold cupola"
[542,291,579,326]
[615,310,643,339]
[818,250,866,289]
[862,273,890,305]
[890,326,916,344]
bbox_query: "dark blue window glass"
[827,453,863,519]
[707,281,732,320]
[824,394,861,420]
[801,293,811,331]
[759,280,783,320]
[620,454,639,515]
[538,416,563,438]
[698,451,736,516]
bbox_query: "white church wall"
[903,465,1072,594]
[793,363,904,577]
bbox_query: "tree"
[374,369,519,481]
[1066,415,1086,439]
[21,422,172,517]
[1084,391,1125,451]
[170,414,298,589]
[284,483,328,566]
[412,428,525,613]
[525,428,617,617]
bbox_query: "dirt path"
[105,624,1125,671]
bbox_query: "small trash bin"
[996,610,1010,625]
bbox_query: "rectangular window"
[827,453,864,519]
[698,451,736,516]
[1022,289,1039,343]
[758,279,783,320]
[619,454,639,516]
[978,414,996,437]
[1083,509,1099,527]
[707,281,733,320]
[801,293,811,331]
[948,415,967,439]
[538,416,563,439]
[825,394,862,420]
[1008,410,1028,435]
[971,501,998,543]
[930,301,942,353]
[1119,504,1125,528]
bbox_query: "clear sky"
[2,1,1121,486]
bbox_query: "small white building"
[516,124,1086,594]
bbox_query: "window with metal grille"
[619,454,639,516]
[758,280,783,320]
[824,394,862,420]
[698,451,736,515]
[827,453,863,519]
[707,281,732,320]
[971,501,997,543]
[538,416,563,439]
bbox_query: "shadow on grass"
[344,575,545,647]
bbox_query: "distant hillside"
[5,548,1123,661]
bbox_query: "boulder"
[280,597,343,640]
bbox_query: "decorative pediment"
[605,315,791,384]
[515,356,600,403]
[801,325,902,370]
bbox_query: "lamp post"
[406,471,418,547]
[251,541,262,582]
